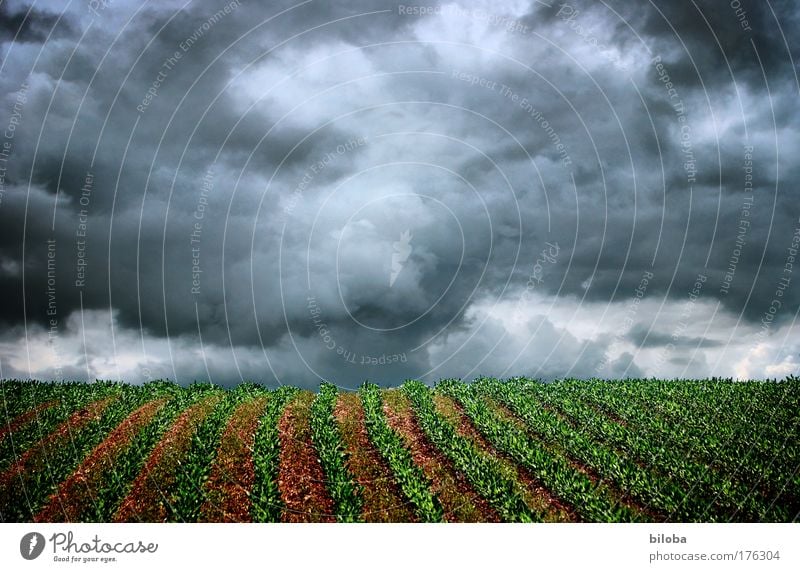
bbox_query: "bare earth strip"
[277,392,336,523]
[383,390,500,523]
[433,394,574,522]
[0,400,59,442]
[114,394,221,522]
[0,397,114,491]
[35,398,168,522]
[200,396,269,522]
[333,392,416,522]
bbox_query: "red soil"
[34,398,168,522]
[434,394,575,522]
[113,394,221,522]
[382,391,499,523]
[200,396,269,522]
[333,392,416,522]
[277,392,336,523]
[0,400,59,441]
[0,397,114,489]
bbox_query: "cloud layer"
[0,0,798,386]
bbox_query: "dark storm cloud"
[632,0,797,91]
[532,0,798,91]
[503,0,800,324]
[0,0,798,384]
[626,323,723,349]
[0,3,76,44]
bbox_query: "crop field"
[0,378,797,523]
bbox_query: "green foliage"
[359,382,444,522]
[170,385,261,522]
[86,383,202,522]
[402,380,537,522]
[310,382,363,522]
[1,378,797,523]
[0,384,148,521]
[251,386,298,522]
[0,380,56,420]
[526,379,784,521]
[563,378,799,520]
[439,379,638,522]
[0,382,120,473]
[472,378,682,519]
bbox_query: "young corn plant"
[310,382,363,522]
[0,384,147,521]
[80,381,196,522]
[0,382,120,473]
[402,380,538,522]
[170,386,257,522]
[442,379,640,523]
[251,386,298,522]
[359,382,443,522]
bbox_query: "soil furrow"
[201,396,269,522]
[333,392,416,522]
[277,392,336,523]
[35,398,168,522]
[0,397,114,490]
[0,400,59,441]
[114,394,221,522]
[434,394,574,522]
[383,390,499,522]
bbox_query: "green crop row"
[0,382,121,473]
[0,384,149,521]
[251,386,298,522]
[402,380,537,522]
[0,380,59,421]
[479,378,721,521]
[439,379,639,522]
[578,379,799,501]
[359,383,444,522]
[573,379,799,520]
[529,381,782,521]
[170,385,261,521]
[84,383,210,522]
[310,383,362,522]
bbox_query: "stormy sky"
[0,0,798,387]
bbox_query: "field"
[0,378,797,523]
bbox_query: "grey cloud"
[0,0,797,384]
[626,323,724,350]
